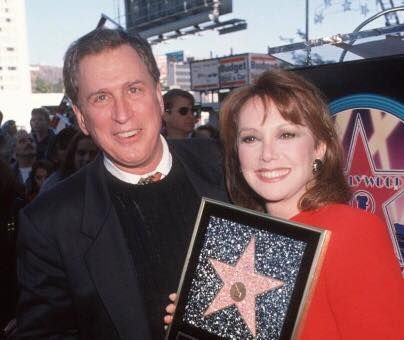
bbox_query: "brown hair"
[163,89,195,111]
[63,28,160,105]
[31,107,50,121]
[61,131,98,176]
[220,69,351,212]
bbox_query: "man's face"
[73,44,164,175]
[15,131,36,158]
[163,96,198,137]
[30,113,49,135]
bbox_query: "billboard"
[190,59,220,91]
[295,55,404,274]
[125,0,233,38]
[166,50,184,63]
[248,54,289,83]
[190,54,290,91]
[219,55,248,88]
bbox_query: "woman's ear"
[315,141,327,161]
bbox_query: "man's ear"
[155,82,164,117]
[72,104,90,135]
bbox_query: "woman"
[165,70,403,339]
[25,159,54,201]
[40,131,98,193]
[46,126,77,170]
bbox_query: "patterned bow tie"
[137,172,163,185]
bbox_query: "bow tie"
[137,172,163,185]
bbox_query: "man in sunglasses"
[163,89,199,139]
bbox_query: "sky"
[25,0,391,67]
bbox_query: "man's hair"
[31,108,50,121]
[163,89,195,111]
[63,28,160,105]
[220,69,351,212]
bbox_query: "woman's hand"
[164,293,177,326]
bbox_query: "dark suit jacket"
[16,139,228,339]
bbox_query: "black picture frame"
[166,198,330,340]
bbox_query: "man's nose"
[111,97,132,123]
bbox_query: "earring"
[312,159,323,175]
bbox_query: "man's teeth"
[260,169,289,179]
[118,130,138,138]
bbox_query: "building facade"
[0,0,32,127]
[167,61,191,90]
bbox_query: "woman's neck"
[265,202,300,220]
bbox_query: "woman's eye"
[241,135,257,143]
[280,132,296,139]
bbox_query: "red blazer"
[292,204,403,340]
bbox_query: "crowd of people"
[0,109,101,332]
[0,27,402,339]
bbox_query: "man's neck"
[103,135,172,184]
[17,156,35,168]
[166,128,188,139]
[34,130,49,142]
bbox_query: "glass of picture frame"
[165,198,330,340]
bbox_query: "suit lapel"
[81,158,151,339]
[170,144,229,203]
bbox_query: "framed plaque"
[166,198,330,340]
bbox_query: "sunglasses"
[167,107,200,117]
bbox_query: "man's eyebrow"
[85,80,146,101]
[126,80,147,88]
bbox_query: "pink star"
[204,236,284,337]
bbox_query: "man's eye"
[128,87,138,94]
[93,94,108,103]
[280,132,296,139]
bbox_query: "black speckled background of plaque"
[183,217,306,340]
[165,199,327,340]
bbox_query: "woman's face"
[34,168,49,187]
[74,138,98,170]
[237,97,325,218]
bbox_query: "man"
[16,28,227,339]
[30,107,55,160]
[163,89,199,138]
[0,120,18,163]
[12,130,37,196]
